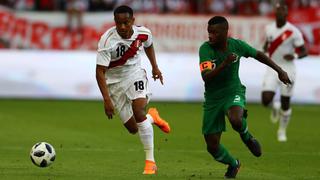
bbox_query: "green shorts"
[202,92,246,135]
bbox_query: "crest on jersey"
[232,53,240,63]
[134,40,142,48]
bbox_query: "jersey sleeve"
[293,27,304,47]
[238,39,257,58]
[140,26,153,48]
[199,43,214,73]
[199,43,211,62]
[96,36,111,67]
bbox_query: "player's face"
[207,24,227,46]
[275,4,287,22]
[114,13,134,39]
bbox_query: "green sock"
[240,117,251,142]
[213,144,237,167]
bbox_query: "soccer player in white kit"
[95,5,170,174]
[261,1,307,142]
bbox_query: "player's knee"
[262,98,272,107]
[230,117,242,131]
[128,127,138,134]
[261,94,273,107]
[134,113,146,123]
[207,143,219,155]
[133,109,147,123]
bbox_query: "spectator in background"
[163,0,190,14]
[66,0,89,32]
[1,0,319,15]
[235,0,259,15]
[206,0,226,14]
[89,0,116,11]
[309,0,320,7]
[259,0,272,15]
[115,0,163,13]
[35,0,57,11]
[14,0,35,10]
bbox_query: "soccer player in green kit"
[199,16,292,178]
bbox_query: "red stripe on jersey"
[268,30,293,57]
[108,34,148,69]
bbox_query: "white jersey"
[265,22,304,69]
[96,25,153,84]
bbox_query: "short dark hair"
[114,5,133,17]
[208,16,228,29]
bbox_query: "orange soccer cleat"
[143,160,157,175]
[148,108,171,133]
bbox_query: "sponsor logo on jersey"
[233,95,241,102]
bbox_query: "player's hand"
[222,53,237,66]
[278,70,292,86]
[152,67,163,85]
[104,100,115,119]
[283,54,295,61]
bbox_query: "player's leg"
[226,92,262,157]
[123,117,138,134]
[277,68,295,142]
[204,133,240,178]
[132,98,154,162]
[277,96,291,142]
[131,98,157,174]
[261,69,281,123]
[118,96,156,174]
[108,82,139,134]
[148,107,170,133]
[261,91,275,107]
[203,104,240,178]
[227,105,261,157]
[130,70,170,133]
[126,70,166,175]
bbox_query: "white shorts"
[107,69,151,123]
[262,66,296,97]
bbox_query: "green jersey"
[199,38,257,102]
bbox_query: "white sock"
[137,117,155,162]
[273,101,281,110]
[146,114,154,124]
[279,108,292,131]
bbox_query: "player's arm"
[255,51,291,85]
[284,28,308,60]
[201,54,236,82]
[144,44,163,84]
[263,40,269,53]
[283,45,308,61]
[95,65,115,119]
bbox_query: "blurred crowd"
[0,0,319,15]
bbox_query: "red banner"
[287,7,320,55]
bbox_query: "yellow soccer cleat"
[143,160,157,175]
[148,108,171,133]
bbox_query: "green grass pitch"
[0,99,319,179]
